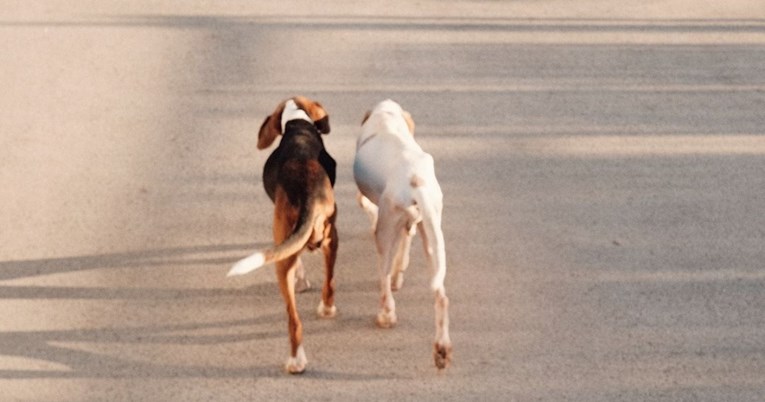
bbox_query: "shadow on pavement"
[0,317,392,380]
[0,243,257,282]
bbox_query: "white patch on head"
[281,99,313,132]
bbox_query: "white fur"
[376,309,397,328]
[281,99,312,132]
[353,99,452,367]
[357,192,379,231]
[227,251,265,276]
[285,345,307,374]
[317,300,337,318]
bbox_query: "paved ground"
[2,1,765,401]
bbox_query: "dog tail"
[410,173,447,292]
[227,204,319,277]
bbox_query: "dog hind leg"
[433,289,451,369]
[276,256,307,374]
[273,193,307,374]
[418,216,452,369]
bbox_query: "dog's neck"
[281,99,313,133]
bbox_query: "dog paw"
[316,300,337,318]
[376,310,397,329]
[295,277,311,293]
[391,272,405,291]
[433,341,453,370]
[285,346,307,374]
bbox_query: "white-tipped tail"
[227,251,266,277]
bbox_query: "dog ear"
[294,96,331,134]
[314,114,330,135]
[402,110,415,136]
[361,110,371,126]
[257,101,287,149]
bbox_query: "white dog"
[353,99,452,369]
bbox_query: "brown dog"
[228,96,338,374]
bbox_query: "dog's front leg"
[294,257,311,293]
[317,214,338,318]
[391,232,414,291]
[374,204,405,328]
[375,264,396,329]
[357,192,379,232]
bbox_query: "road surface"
[2,1,764,400]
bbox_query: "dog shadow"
[0,317,391,380]
[0,244,398,381]
[0,243,259,282]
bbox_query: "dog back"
[263,120,336,202]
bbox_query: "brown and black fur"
[249,97,338,373]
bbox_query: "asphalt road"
[2,1,765,401]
